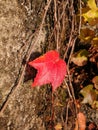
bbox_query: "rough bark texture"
[0,0,46,129]
[0,0,26,109]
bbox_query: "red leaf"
[28,50,66,91]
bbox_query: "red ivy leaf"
[28,50,66,91]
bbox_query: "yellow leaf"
[55,102,63,107]
[92,100,98,108]
[92,37,98,47]
[93,37,98,40]
[82,0,98,22]
[83,10,98,21]
[54,123,62,130]
[88,0,98,10]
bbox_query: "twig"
[64,100,70,130]
[26,0,52,62]
[63,0,78,128]
[79,0,82,35]
[64,79,72,99]
[63,0,77,102]
[51,92,54,122]
[63,0,75,60]
[54,0,59,51]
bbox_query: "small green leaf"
[71,49,89,66]
[80,84,97,105]
[77,49,89,57]
[80,84,93,97]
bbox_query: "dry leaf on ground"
[74,112,86,130]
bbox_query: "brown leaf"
[92,76,98,90]
[79,28,95,43]
[74,112,86,130]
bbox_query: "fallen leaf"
[92,37,98,47]
[80,84,97,105]
[54,123,62,130]
[78,112,86,130]
[92,76,98,90]
[92,100,98,109]
[88,18,98,26]
[82,0,98,22]
[79,28,95,43]
[83,10,98,22]
[74,119,79,130]
[55,102,63,107]
[28,50,66,91]
[74,112,86,130]
[71,49,89,66]
[88,0,98,10]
